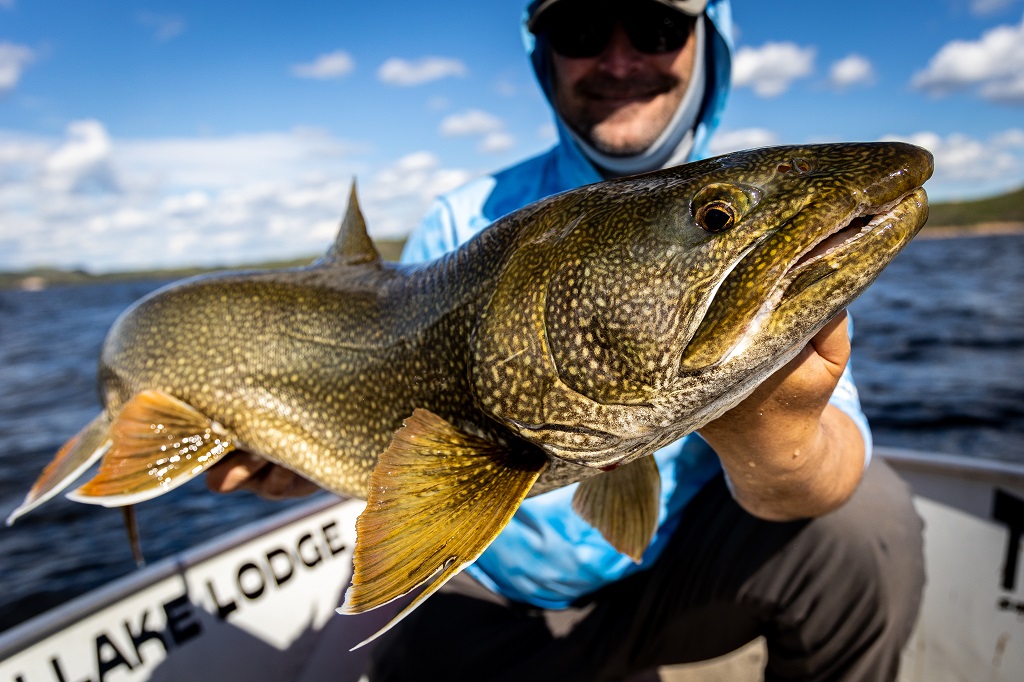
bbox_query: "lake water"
[1,233,1022,634]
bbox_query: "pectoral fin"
[572,456,662,562]
[340,408,546,649]
[6,413,113,525]
[67,390,236,506]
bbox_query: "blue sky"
[1,0,1022,272]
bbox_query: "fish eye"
[694,200,736,233]
[690,183,760,235]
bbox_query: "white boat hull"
[887,449,1024,681]
[1,448,1022,681]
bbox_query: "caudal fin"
[6,413,113,525]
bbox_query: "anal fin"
[340,408,546,649]
[6,413,113,525]
[572,456,662,562]
[68,390,236,507]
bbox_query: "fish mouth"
[782,187,927,299]
[680,186,928,370]
[782,187,929,288]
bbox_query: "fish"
[7,141,932,645]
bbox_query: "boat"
[1,447,1022,681]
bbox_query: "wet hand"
[698,311,866,520]
[206,451,320,500]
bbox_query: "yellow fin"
[340,408,546,649]
[6,413,113,525]
[572,456,661,562]
[68,390,236,507]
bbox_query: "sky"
[1,0,1022,273]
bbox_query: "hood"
[521,0,734,173]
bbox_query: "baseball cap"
[528,0,709,32]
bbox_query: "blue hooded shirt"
[400,0,872,609]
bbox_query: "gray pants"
[366,458,925,682]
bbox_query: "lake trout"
[8,142,932,642]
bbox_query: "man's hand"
[697,311,866,521]
[206,452,320,500]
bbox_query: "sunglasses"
[537,1,695,59]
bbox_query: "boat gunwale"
[3,448,1023,662]
[0,493,357,660]
[877,446,1024,485]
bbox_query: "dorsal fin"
[325,180,382,265]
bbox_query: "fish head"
[473,141,932,468]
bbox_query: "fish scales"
[9,142,934,646]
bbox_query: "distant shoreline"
[916,221,1024,239]
[3,226,1022,291]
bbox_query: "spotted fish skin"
[18,141,933,507]
[471,141,933,474]
[11,142,932,638]
[94,242,529,499]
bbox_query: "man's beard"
[569,71,682,156]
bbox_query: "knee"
[797,458,926,634]
[758,460,926,679]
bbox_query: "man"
[210,2,925,679]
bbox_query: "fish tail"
[6,413,113,525]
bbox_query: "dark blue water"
[1,234,1022,634]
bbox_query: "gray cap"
[528,0,708,32]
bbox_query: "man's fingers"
[206,451,320,500]
[206,451,270,493]
[258,465,320,500]
[808,310,851,372]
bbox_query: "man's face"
[550,16,698,157]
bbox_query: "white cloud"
[138,12,186,42]
[708,128,780,156]
[829,54,875,89]
[292,50,355,80]
[440,109,504,137]
[438,109,516,155]
[44,119,116,192]
[479,132,515,153]
[912,17,1024,103]
[46,120,111,174]
[362,152,471,235]
[377,57,466,86]
[0,122,473,272]
[0,42,35,94]
[0,131,48,167]
[970,0,1020,15]
[993,128,1024,147]
[732,42,815,97]
[159,190,210,216]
